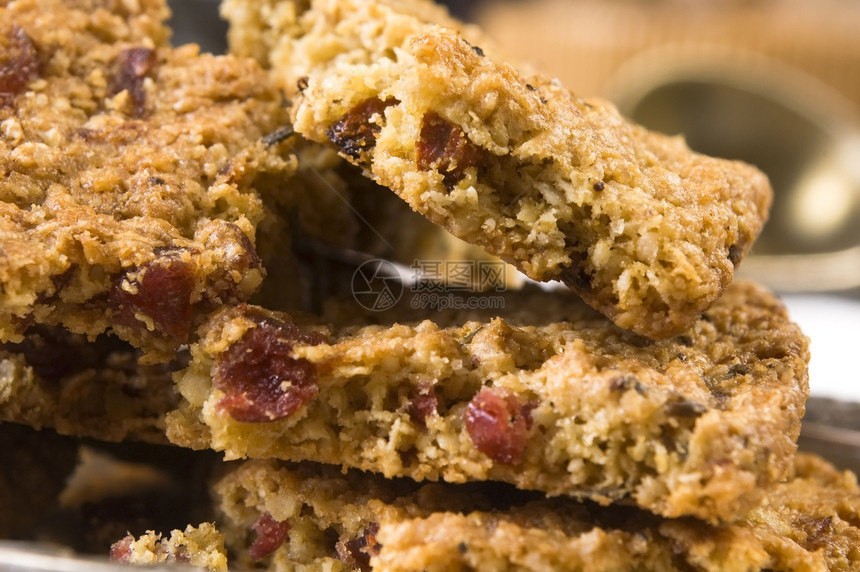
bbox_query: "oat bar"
[222,0,773,339]
[0,0,298,361]
[207,453,860,571]
[166,281,808,523]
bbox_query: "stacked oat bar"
[1,0,857,570]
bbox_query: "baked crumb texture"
[222,0,773,339]
[110,523,228,571]
[166,281,809,523]
[0,0,299,362]
[208,453,860,572]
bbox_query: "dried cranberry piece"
[109,536,133,562]
[417,111,486,191]
[214,312,326,423]
[248,512,290,561]
[1,25,40,107]
[407,381,438,430]
[464,387,532,465]
[109,253,195,343]
[326,97,398,160]
[111,47,156,117]
[336,523,380,572]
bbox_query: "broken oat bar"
[166,281,808,523]
[222,0,773,339]
[0,0,299,361]
[207,452,860,571]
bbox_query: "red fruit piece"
[248,512,290,561]
[0,25,40,107]
[464,387,533,465]
[214,311,326,423]
[109,252,195,343]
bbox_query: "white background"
[783,294,860,402]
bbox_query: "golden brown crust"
[0,0,297,361]
[223,0,772,339]
[167,281,809,523]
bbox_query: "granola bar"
[207,452,860,571]
[166,281,809,523]
[0,0,298,361]
[222,0,773,339]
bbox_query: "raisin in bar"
[166,281,809,523]
[222,0,772,339]
[0,0,299,362]
[202,452,860,571]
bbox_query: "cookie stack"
[1,0,857,570]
